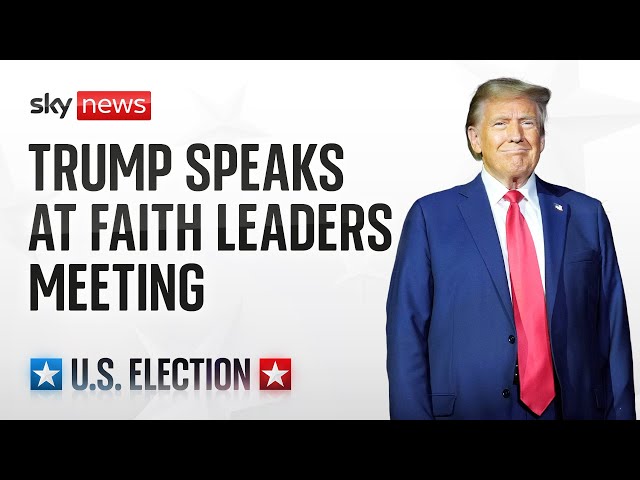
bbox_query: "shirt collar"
[480,165,538,205]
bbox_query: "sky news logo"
[30,92,151,120]
[29,357,291,391]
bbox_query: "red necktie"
[503,190,555,416]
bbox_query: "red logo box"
[77,91,151,120]
[259,358,291,390]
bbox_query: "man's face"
[467,96,544,188]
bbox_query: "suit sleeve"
[597,203,636,419]
[386,200,434,419]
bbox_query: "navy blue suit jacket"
[386,173,635,419]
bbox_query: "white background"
[0,60,638,419]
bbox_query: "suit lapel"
[536,176,568,324]
[458,174,514,326]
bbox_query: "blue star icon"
[31,358,62,390]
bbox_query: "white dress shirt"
[480,166,546,296]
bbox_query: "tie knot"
[504,190,524,204]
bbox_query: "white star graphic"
[33,361,60,387]
[262,361,289,387]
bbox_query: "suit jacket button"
[502,388,511,398]
[508,335,516,344]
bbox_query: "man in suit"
[386,77,636,420]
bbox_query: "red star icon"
[259,358,291,390]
